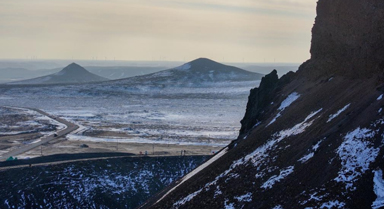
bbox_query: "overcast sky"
[0,0,317,63]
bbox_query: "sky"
[0,0,317,63]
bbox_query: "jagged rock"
[239,70,296,137]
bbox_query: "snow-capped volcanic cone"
[115,58,263,87]
[10,63,108,85]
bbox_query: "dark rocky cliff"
[300,0,384,79]
[143,0,384,208]
[239,70,295,137]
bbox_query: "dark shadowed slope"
[0,156,207,209]
[144,0,384,208]
[9,63,108,85]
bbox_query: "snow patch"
[261,166,294,189]
[298,139,323,163]
[275,108,322,142]
[372,169,384,209]
[312,139,323,151]
[327,104,350,123]
[320,200,345,209]
[173,188,203,207]
[278,92,301,111]
[378,94,383,101]
[224,199,235,209]
[214,186,222,197]
[268,92,300,126]
[298,153,314,163]
[335,127,379,190]
[234,192,252,202]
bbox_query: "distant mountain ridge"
[114,58,263,87]
[9,63,108,85]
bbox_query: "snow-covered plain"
[0,107,66,137]
[0,80,259,147]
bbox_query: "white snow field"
[0,80,260,148]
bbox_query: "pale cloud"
[0,0,317,62]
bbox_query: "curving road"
[0,107,79,160]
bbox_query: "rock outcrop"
[239,70,295,136]
[299,0,384,79]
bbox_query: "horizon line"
[0,58,301,65]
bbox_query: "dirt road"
[0,107,79,160]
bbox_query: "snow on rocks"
[319,200,345,209]
[223,199,235,209]
[377,94,383,101]
[372,169,384,209]
[312,139,323,151]
[275,108,322,142]
[234,192,252,202]
[298,153,314,163]
[278,92,301,111]
[334,127,379,190]
[268,92,301,126]
[173,188,203,207]
[214,186,222,197]
[327,104,350,123]
[261,166,294,189]
[298,139,323,163]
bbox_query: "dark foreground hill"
[0,155,207,209]
[144,0,384,208]
[9,63,108,85]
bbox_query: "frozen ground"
[0,80,260,154]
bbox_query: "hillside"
[9,63,108,85]
[0,156,207,209]
[145,0,384,208]
[114,58,263,87]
